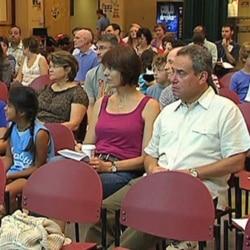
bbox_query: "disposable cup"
[81,144,96,159]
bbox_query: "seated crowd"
[0,15,250,250]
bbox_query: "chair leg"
[214,224,221,250]
[74,223,80,242]
[246,190,249,215]
[223,219,229,250]
[4,191,10,215]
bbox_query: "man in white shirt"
[85,45,250,250]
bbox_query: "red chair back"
[244,219,250,250]
[0,158,6,205]
[22,159,103,223]
[238,103,250,132]
[0,81,8,103]
[219,88,241,104]
[119,171,215,242]
[45,123,75,155]
[29,75,53,92]
[219,71,236,88]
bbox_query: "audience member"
[1,86,54,214]
[73,29,99,85]
[190,25,218,69]
[76,46,160,198]
[105,23,126,45]
[7,25,23,73]
[136,27,157,56]
[0,36,16,77]
[159,47,182,109]
[85,34,118,122]
[215,24,240,77]
[123,23,140,49]
[0,43,12,87]
[96,9,110,41]
[37,50,89,135]
[138,49,156,94]
[14,36,48,86]
[85,44,250,250]
[230,41,250,103]
[147,53,169,101]
[151,23,167,54]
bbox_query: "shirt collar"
[174,86,215,111]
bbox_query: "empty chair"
[21,159,104,249]
[114,171,217,250]
[219,88,241,104]
[0,81,8,103]
[45,123,75,154]
[219,71,236,88]
[29,75,53,92]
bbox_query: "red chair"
[243,218,250,249]
[0,81,8,103]
[0,158,6,207]
[114,171,218,250]
[219,88,241,104]
[45,123,75,155]
[21,159,105,249]
[238,103,250,132]
[219,71,236,88]
[29,75,53,92]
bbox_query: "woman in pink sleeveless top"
[76,46,160,198]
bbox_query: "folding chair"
[21,159,106,249]
[219,71,236,88]
[113,171,218,250]
[243,218,250,250]
[45,123,75,154]
[29,75,53,92]
[219,88,241,104]
[0,158,6,208]
[0,81,8,103]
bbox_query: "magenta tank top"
[95,95,151,160]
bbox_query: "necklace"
[118,103,124,109]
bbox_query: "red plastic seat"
[219,71,236,88]
[45,123,75,155]
[114,171,216,249]
[219,88,241,104]
[21,159,103,249]
[29,74,53,91]
[0,158,6,206]
[0,81,8,103]
[238,103,250,132]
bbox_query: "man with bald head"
[74,29,99,84]
[190,25,217,69]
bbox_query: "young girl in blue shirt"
[1,85,54,213]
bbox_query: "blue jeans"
[99,172,141,199]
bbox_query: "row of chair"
[0,157,220,249]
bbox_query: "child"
[146,53,169,101]
[230,41,250,103]
[1,86,54,214]
[138,49,156,94]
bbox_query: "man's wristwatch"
[189,168,198,178]
[111,161,118,173]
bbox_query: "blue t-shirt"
[74,49,99,82]
[8,119,55,174]
[0,101,7,128]
[230,70,250,103]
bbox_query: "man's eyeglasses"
[95,45,110,51]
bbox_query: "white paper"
[222,62,234,69]
[232,218,249,230]
[58,149,89,162]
